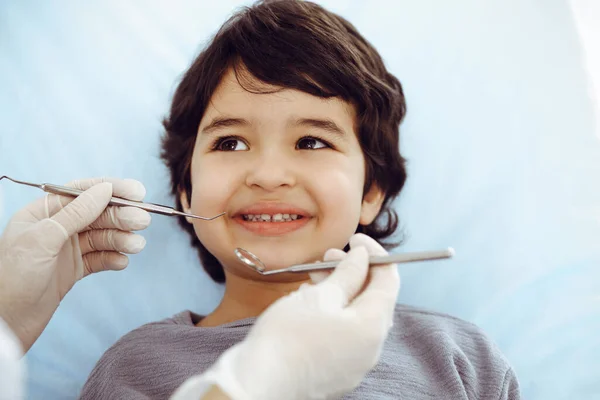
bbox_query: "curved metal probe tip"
[0,175,42,189]
[176,210,227,221]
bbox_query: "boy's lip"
[232,202,313,236]
[233,202,312,218]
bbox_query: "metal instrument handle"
[287,248,455,273]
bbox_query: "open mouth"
[233,203,312,236]
[241,213,304,223]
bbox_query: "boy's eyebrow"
[201,117,250,134]
[292,118,346,136]
[201,116,347,136]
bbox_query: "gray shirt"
[79,304,520,399]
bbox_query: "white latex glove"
[172,233,400,400]
[0,317,24,400]
[0,178,151,352]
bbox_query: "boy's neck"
[197,272,310,327]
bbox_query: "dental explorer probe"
[0,176,225,221]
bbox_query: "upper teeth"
[243,213,300,222]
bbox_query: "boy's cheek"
[320,181,365,238]
[189,169,239,211]
[314,170,364,209]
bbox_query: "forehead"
[202,68,356,127]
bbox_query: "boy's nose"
[245,151,296,191]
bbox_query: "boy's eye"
[296,136,330,150]
[214,137,248,151]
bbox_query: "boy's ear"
[179,190,194,224]
[359,184,386,226]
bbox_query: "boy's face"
[181,68,384,281]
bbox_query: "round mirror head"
[234,248,267,273]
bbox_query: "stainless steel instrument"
[0,175,225,221]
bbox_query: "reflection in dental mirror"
[234,248,267,272]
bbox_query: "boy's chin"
[232,243,322,268]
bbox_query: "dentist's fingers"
[86,207,151,231]
[46,177,147,217]
[82,251,129,276]
[349,234,400,325]
[316,246,369,308]
[66,177,146,202]
[309,248,346,284]
[350,263,399,328]
[49,183,113,238]
[79,229,146,255]
[39,183,113,254]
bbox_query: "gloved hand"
[0,178,151,352]
[172,233,400,400]
[0,317,24,400]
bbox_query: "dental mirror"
[234,247,455,276]
[234,248,267,272]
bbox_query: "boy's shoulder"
[79,310,223,398]
[108,310,198,347]
[391,302,509,365]
[85,312,199,373]
[374,303,520,400]
[393,302,490,335]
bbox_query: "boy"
[81,1,520,398]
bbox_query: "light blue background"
[1,1,599,399]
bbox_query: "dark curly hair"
[161,0,407,283]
